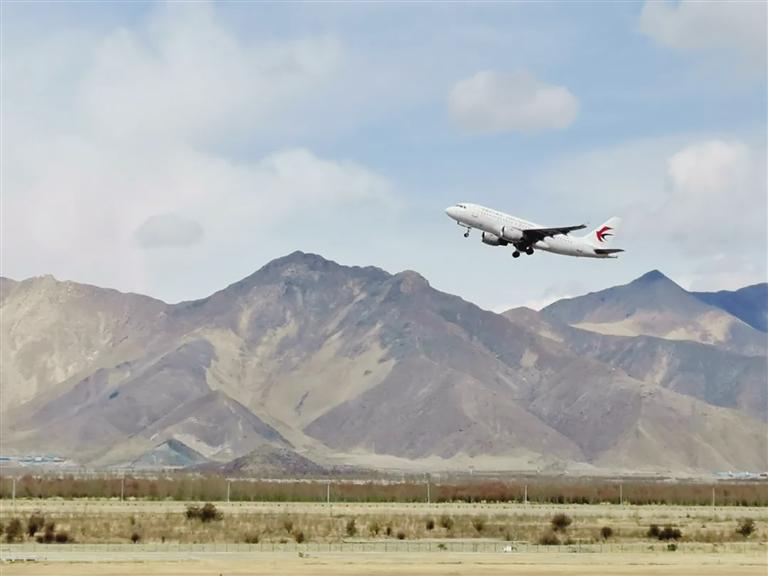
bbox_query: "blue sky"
[2,1,766,310]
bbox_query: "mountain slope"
[693,283,768,333]
[541,271,766,356]
[219,445,327,477]
[504,307,768,421]
[0,275,174,412]
[3,256,766,474]
[131,439,210,469]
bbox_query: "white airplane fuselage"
[445,203,622,259]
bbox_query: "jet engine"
[498,225,523,242]
[481,232,508,246]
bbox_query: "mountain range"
[1,253,766,475]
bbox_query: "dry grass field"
[2,500,766,545]
[1,500,766,574]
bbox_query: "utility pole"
[12,477,16,510]
[426,479,430,504]
[524,484,527,505]
[619,484,623,506]
[712,486,715,509]
[120,473,125,501]
[227,480,231,503]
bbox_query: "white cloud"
[519,294,573,312]
[639,1,766,67]
[537,136,766,293]
[77,3,341,144]
[658,139,766,253]
[447,70,578,134]
[134,213,204,249]
[538,136,766,251]
[680,254,767,292]
[1,3,394,300]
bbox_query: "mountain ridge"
[541,270,766,356]
[2,254,765,474]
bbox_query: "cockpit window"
[457,204,466,209]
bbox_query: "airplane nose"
[445,206,457,219]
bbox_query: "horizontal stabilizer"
[594,248,625,255]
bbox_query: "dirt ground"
[2,551,766,576]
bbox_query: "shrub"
[345,518,357,537]
[200,502,222,522]
[54,531,70,544]
[43,522,56,543]
[368,521,381,537]
[185,505,201,520]
[425,518,435,531]
[439,515,454,530]
[551,514,572,532]
[538,531,560,546]
[27,513,45,537]
[736,518,755,538]
[471,518,486,533]
[600,526,614,540]
[185,503,222,522]
[396,530,406,540]
[667,543,678,551]
[385,524,393,537]
[244,533,260,544]
[5,518,23,543]
[293,530,305,544]
[131,532,141,544]
[657,526,682,541]
[282,518,294,533]
[647,524,661,538]
[437,543,447,550]
[36,522,56,544]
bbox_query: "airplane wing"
[521,224,586,243]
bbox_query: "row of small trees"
[3,475,766,506]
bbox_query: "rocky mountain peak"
[632,269,671,285]
[393,270,430,293]
[270,250,336,269]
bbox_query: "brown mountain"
[503,307,768,422]
[540,270,766,356]
[2,254,765,474]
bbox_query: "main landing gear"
[512,247,534,258]
[463,230,470,238]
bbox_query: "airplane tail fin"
[583,217,621,248]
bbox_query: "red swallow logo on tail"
[596,226,613,243]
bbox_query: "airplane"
[445,202,624,259]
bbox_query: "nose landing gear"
[463,230,470,238]
[525,247,534,255]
